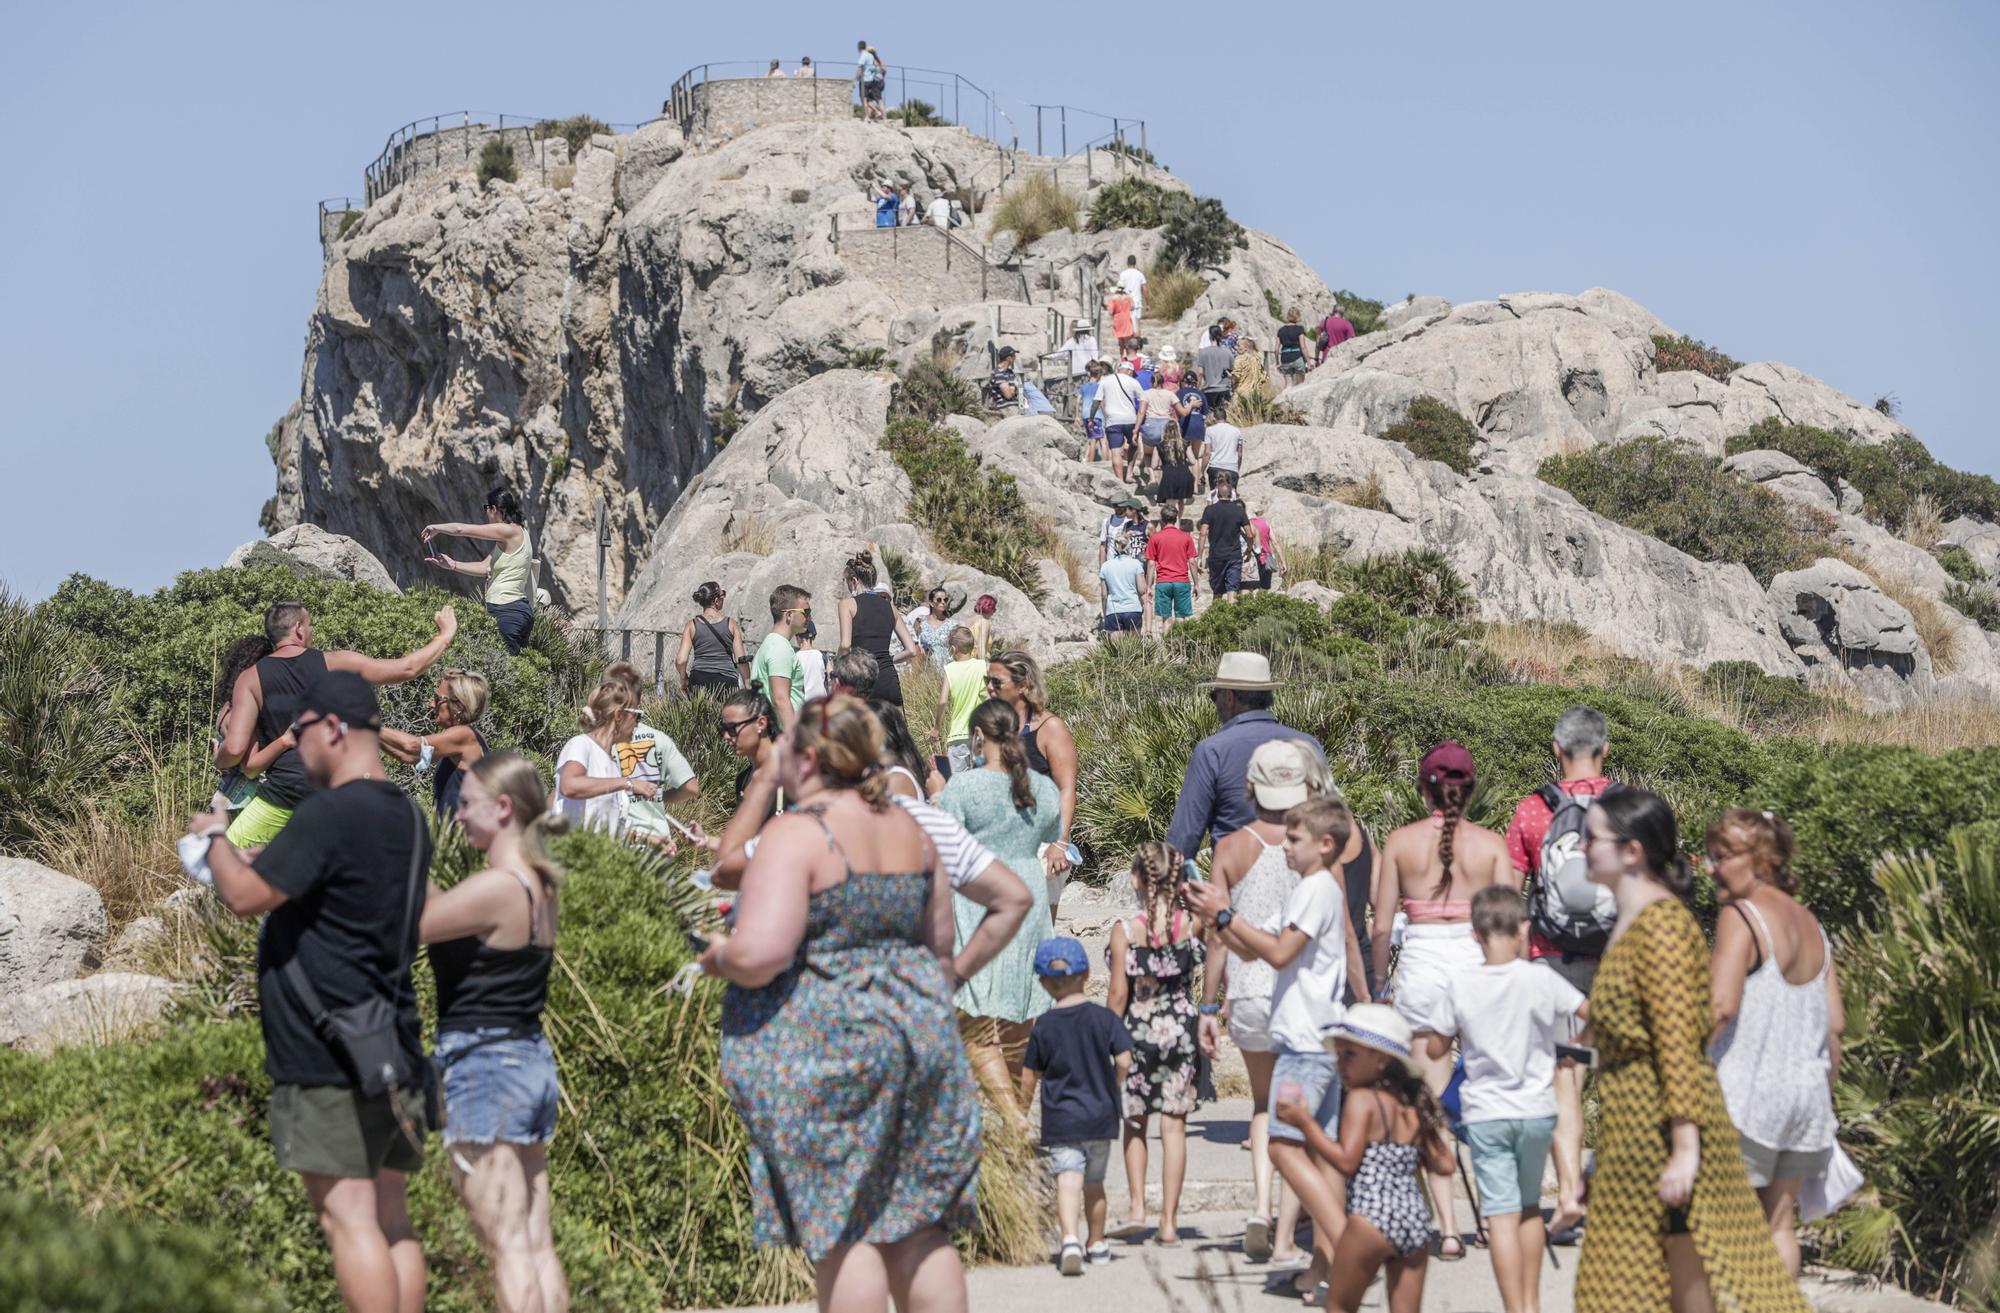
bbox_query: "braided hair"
[1422,772,1472,900]
[1130,840,1186,949]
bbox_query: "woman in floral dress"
[1107,840,1206,1246]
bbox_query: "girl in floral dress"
[1107,841,1206,1246]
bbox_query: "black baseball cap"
[270,669,383,731]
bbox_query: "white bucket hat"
[1327,1003,1422,1080]
[1198,651,1279,692]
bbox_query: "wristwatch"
[1213,907,1234,931]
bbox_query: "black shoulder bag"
[283,794,431,1105]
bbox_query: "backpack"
[1528,782,1623,957]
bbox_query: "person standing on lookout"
[855,40,887,120]
[1164,652,1328,866]
[422,487,535,654]
[215,600,457,848]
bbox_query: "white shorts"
[1227,996,1275,1053]
[1392,922,1484,1034]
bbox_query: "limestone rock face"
[0,858,107,994]
[226,523,400,591]
[1768,558,1933,706]
[1378,296,1451,333]
[0,973,184,1054]
[1721,449,1840,514]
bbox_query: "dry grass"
[1042,522,1097,598]
[547,165,576,190]
[1478,620,1627,686]
[720,511,778,556]
[1901,492,1946,551]
[989,174,1080,245]
[965,1080,1053,1265]
[31,754,200,933]
[1800,696,2000,753]
[1326,474,1387,512]
[1145,264,1207,322]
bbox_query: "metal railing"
[362,111,647,203]
[578,627,680,696]
[317,197,361,255]
[1029,104,1148,162]
[827,214,1038,304]
[664,59,1014,146]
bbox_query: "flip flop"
[1244,1217,1273,1262]
[1153,1235,1182,1249]
[1435,1234,1467,1261]
[1107,1220,1150,1240]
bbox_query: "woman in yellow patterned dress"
[1573,788,1807,1312]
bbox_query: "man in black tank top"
[216,600,457,846]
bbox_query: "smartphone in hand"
[1555,1042,1599,1070]
[685,930,711,954]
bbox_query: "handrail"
[664,58,1019,147]
[362,110,649,203]
[317,196,361,254]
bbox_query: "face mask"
[802,619,818,641]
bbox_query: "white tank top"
[1709,900,1838,1152]
[1227,830,1296,1002]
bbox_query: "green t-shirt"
[750,631,806,711]
[944,657,986,745]
[615,723,696,841]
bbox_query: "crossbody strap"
[283,793,428,1025]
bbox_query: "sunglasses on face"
[985,676,1005,688]
[720,717,758,737]
[288,711,332,737]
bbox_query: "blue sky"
[3,1,1994,600]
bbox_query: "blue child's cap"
[1034,936,1091,978]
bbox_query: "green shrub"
[334,210,363,241]
[1336,549,1475,619]
[1262,288,1284,320]
[1379,397,1479,475]
[887,98,940,127]
[1147,261,1207,322]
[1158,194,1247,272]
[1945,582,2000,630]
[1105,140,1158,167]
[1651,333,1742,381]
[476,137,516,187]
[1815,831,2000,1301]
[262,420,282,461]
[989,174,1079,245]
[1723,418,2000,532]
[893,354,980,424]
[1699,659,1820,728]
[1539,437,1830,584]
[847,346,887,369]
[1935,544,1982,583]
[880,417,1051,601]
[879,543,923,610]
[0,586,132,852]
[257,497,280,535]
[1334,290,1386,336]
[710,405,742,448]
[1085,176,1168,231]
[533,114,610,161]
[1169,591,1337,654]
[0,1189,284,1313]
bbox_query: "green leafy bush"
[880,417,1051,602]
[0,586,132,852]
[476,137,516,187]
[990,174,1079,245]
[1539,437,1831,584]
[1085,176,1168,231]
[1815,831,2000,1301]
[1945,582,2000,630]
[847,346,887,369]
[1336,549,1474,619]
[1723,418,2000,532]
[893,354,980,424]
[1105,140,1158,167]
[1651,333,1742,381]
[1158,194,1248,272]
[1147,261,1207,322]
[1935,545,1982,583]
[533,114,610,161]
[1170,591,1338,653]
[1699,660,1820,729]
[335,210,363,240]
[1262,288,1285,320]
[0,1189,285,1313]
[1379,397,1479,475]
[1334,290,1386,336]
[887,98,940,127]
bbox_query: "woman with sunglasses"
[423,487,536,655]
[552,681,658,834]
[984,651,1078,903]
[910,587,958,667]
[719,688,782,820]
[379,669,491,817]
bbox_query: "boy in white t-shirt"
[1422,885,1587,1313]
[1183,796,1370,1297]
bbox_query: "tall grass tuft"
[989,175,1079,246]
[0,585,130,854]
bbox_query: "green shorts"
[225,795,294,847]
[270,1083,428,1179]
[1154,581,1193,618]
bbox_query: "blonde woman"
[552,682,659,833]
[422,751,570,1313]
[984,650,1078,900]
[379,669,489,817]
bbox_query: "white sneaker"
[1086,1242,1112,1265]
[1059,1238,1085,1276]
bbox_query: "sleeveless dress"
[1227,830,1295,1007]
[850,592,902,706]
[1709,901,1838,1162]
[1346,1092,1438,1256]
[719,812,981,1262]
[1112,910,1206,1117]
[1574,900,1809,1313]
[913,614,954,666]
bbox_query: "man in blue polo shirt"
[1164,651,1328,864]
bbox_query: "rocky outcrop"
[1721,449,1843,515]
[0,858,106,994]
[1768,559,1932,706]
[1378,295,1451,334]
[0,972,184,1054]
[1940,517,2000,578]
[225,523,400,592]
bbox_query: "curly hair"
[1706,807,1799,894]
[1380,1062,1452,1162]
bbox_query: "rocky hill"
[267,94,2000,710]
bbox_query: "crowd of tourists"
[185,538,1850,1313]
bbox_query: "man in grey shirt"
[1197,328,1236,419]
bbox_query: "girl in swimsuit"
[1275,1003,1454,1311]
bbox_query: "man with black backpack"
[1503,705,1620,1241]
[187,669,433,1313]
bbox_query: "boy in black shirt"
[1020,937,1133,1275]
[187,669,433,1313]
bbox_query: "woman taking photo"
[938,699,1061,1107]
[421,751,569,1313]
[701,696,980,1313]
[984,650,1077,903]
[552,682,659,834]
[1706,808,1841,1278]
[676,581,747,694]
[423,487,536,654]
[1371,740,1513,1258]
[1573,790,1806,1312]
[379,668,491,817]
[837,552,922,706]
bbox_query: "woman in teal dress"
[938,699,1061,1112]
[702,696,980,1311]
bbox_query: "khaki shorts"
[270,1083,427,1179]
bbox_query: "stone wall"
[366,125,567,202]
[836,224,1027,308]
[681,76,853,145]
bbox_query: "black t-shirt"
[1277,324,1305,357]
[1200,499,1251,562]
[253,779,432,1086]
[1023,1001,1133,1143]
[734,764,781,823]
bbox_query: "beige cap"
[1247,739,1315,810]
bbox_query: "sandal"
[1435,1234,1467,1261]
[1244,1217,1273,1262]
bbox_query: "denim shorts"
[1268,1049,1341,1144]
[1046,1139,1113,1184]
[1140,417,1168,446]
[1106,423,1133,450]
[436,1027,560,1146]
[1208,557,1243,595]
[1467,1115,1557,1216]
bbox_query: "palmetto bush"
[1816,829,2000,1304]
[0,585,132,853]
